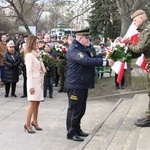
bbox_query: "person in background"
[50,35,56,42]
[18,35,28,98]
[43,43,56,98]
[66,29,114,142]
[20,42,28,98]
[13,33,19,45]
[3,40,21,97]
[5,34,10,42]
[37,33,44,40]
[96,42,107,78]
[57,36,68,92]
[54,63,59,87]
[53,40,60,87]
[96,42,106,57]
[15,35,24,52]
[24,35,46,133]
[115,73,125,90]
[128,10,150,127]
[68,36,74,45]
[38,39,45,50]
[19,35,28,49]
[0,35,8,85]
[43,33,51,43]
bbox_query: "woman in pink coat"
[24,35,46,133]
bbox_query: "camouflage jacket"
[129,20,150,59]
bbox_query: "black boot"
[58,87,64,93]
[63,88,67,93]
[134,117,150,127]
[5,94,8,98]
[11,93,17,97]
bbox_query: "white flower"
[124,46,128,54]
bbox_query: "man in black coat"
[66,29,114,142]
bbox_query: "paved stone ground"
[0,74,149,150]
[0,76,117,150]
[80,94,150,150]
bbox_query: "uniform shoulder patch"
[77,52,84,59]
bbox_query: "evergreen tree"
[88,0,121,40]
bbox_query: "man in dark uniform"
[128,10,150,127]
[66,29,114,141]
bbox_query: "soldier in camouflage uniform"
[129,10,150,127]
[57,36,69,92]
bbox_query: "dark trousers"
[58,65,66,89]
[22,65,27,96]
[54,67,59,86]
[66,89,88,136]
[5,82,16,95]
[0,66,4,82]
[44,76,54,97]
[115,73,125,87]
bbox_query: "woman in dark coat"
[3,40,21,97]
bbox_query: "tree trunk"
[125,62,132,86]
[120,16,132,37]
[21,18,32,34]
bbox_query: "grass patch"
[88,72,147,98]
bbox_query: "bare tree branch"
[66,4,92,23]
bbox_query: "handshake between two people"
[107,59,115,67]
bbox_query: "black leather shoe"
[58,87,63,93]
[77,131,89,137]
[21,95,27,98]
[11,94,17,97]
[67,134,84,142]
[115,86,119,90]
[63,89,67,93]
[121,86,125,89]
[5,94,8,98]
[134,118,150,127]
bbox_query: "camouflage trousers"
[58,65,66,88]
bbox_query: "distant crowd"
[0,33,74,98]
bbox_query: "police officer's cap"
[75,28,91,38]
[131,10,145,19]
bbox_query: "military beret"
[75,28,91,38]
[131,10,145,19]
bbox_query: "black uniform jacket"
[66,39,105,89]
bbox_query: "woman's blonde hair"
[24,35,38,55]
